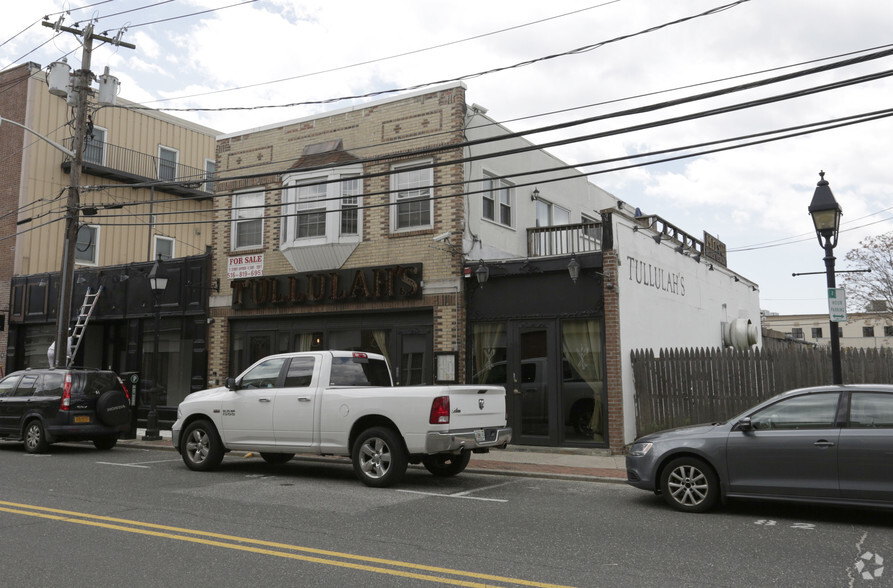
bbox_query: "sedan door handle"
[813,440,835,448]
[258,398,272,403]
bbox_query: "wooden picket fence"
[630,339,893,437]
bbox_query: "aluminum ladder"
[67,286,103,367]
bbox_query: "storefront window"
[471,323,507,385]
[560,319,605,444]
[141,318,194,408]
[23,324,55,369]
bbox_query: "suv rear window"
[69,371,121,398]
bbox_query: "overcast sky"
[3,0,892,316]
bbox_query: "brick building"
[206,81,762,453]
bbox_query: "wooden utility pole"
[41,21,134,367]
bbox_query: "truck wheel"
[260,453,294,465]
[181,420,224,471]
[24,420,49,454]
[422,451,471,477]
[352,427,407,488]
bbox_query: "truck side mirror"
[225,377,238,390]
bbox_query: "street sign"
[828,288,847,322]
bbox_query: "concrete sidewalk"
[126,430,627,484]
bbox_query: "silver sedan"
[625,384,893,512]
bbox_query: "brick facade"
[207,86,468,382]
[602,248,625,453]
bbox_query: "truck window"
[240,358,287,389]
[285,357,315,387]
[329,357,392,387]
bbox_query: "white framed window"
[232,190,264,250]
[391,161,432,231]
[582,213,600,241]
[535,199,570,227]
[75,224,99,265]
[154,236,174,261]
[482,173,513,227]
[282,167,363,247]
[204,159,216,193]
[84,125,107,165]
[158,145,179,181]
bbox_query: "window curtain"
[472,323,505,384]
[372,330,391,367]
[561,319,604,441]
[297,333,313,351]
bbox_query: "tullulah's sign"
[231,264,422,308]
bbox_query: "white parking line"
[396,489,507,502]
[96,459,181,468]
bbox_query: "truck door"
[272,356,318,446]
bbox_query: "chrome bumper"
[425,427,512,453]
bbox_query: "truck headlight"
[628,442,653,457]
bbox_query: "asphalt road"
[0,440,890,587]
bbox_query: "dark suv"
[0,368,132,453]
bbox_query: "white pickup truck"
[171,350,512,487]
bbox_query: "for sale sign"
[228,254,264,280]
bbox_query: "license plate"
[474,429,485,442]
[74,416,91,424]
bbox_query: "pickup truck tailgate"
[448,386,506,429]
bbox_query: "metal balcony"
[61,138,213,199]
[527,221,601,257]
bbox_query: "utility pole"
[41,21,134,367]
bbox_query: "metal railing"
[527,221,601,257]
[65,138,211,190]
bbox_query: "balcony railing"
[62,138,212,199]
[527,221,601,257]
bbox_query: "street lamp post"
[142,256,168,441]
[807,171,844,385]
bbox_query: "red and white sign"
[227,254,264,280]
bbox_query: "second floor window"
[282,169,363,245]
[392,162,432,231]
[154,236,174,261]
[482,174,513,227]
[204,159,216,193]
[75,224,98,265]
[84,126,106,165]
[158,146,178,181]
[863,326,875,338]
[811,327,823,339]
[232,191,264,250]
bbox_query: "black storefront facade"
[220,263,442,388]
[465,253,608,448]
[6,253,212,430]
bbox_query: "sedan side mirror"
[735,417,753,431]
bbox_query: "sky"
[2,0,892,316]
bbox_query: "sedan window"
[749,393,840,430]
[849,393,893,428]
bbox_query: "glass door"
[509,321,557,445]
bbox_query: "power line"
[129,0,753,113]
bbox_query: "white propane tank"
[47,59,70,97]
[722,318,758,350]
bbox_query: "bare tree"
[842,231,893,320]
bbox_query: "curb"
[119,438,627,484]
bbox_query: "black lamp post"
[807,171,843,385]
[142,256,168,441]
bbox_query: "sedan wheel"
[660,457,719,513]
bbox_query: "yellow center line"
[0,500,573,588]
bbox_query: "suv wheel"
[24,420,50,454]
[93,436,118,450]
[181,420,224,471]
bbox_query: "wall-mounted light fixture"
[475,262,489,285]
[531,188,540,201]
[567,255,581,284]
[616,200,625,210]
